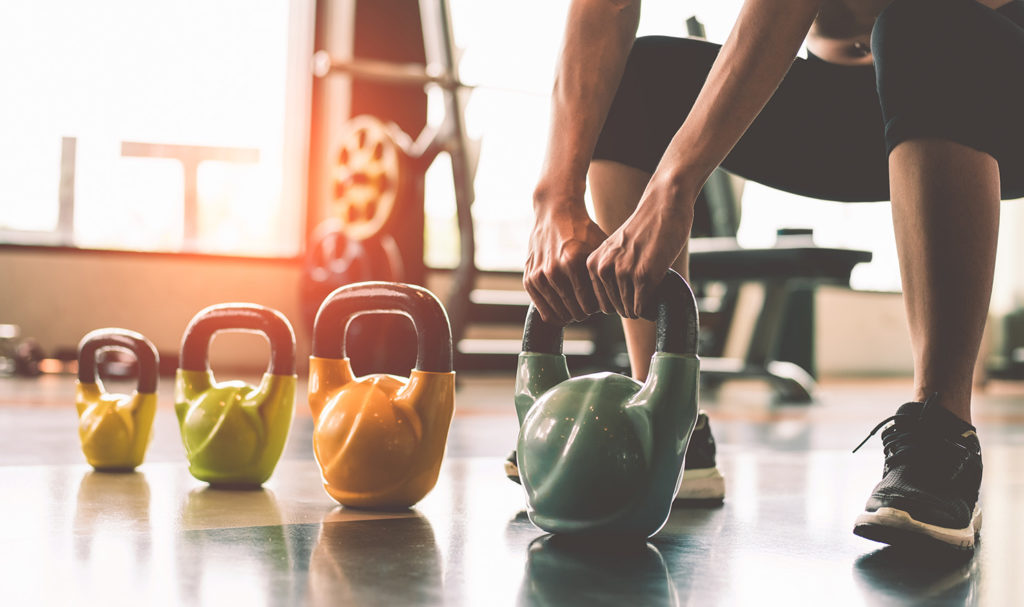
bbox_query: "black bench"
[688,235,872,402]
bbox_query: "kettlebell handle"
[180,304,296,375]
[523,270,699,356]
[78,329,159,393]
[312,282,453,373]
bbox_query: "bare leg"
[589,160,689,381]
[889,139,1000,424]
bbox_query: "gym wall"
[0,245,915,377]
[0,248,306,374]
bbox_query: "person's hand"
[524,197,606,325]
[587,176,695,319]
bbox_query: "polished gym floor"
[2,373,1022,606]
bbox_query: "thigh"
[726,58,889,202]
[873,0,1024,199]
[592,36,891,203]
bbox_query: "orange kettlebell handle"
[78,329,159,393]
[180,304,296,375]
[312,282,453,373]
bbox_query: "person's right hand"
[524,199,606,325]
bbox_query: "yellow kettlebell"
[309,282,455,509]
[175,304,296,488]
[76,328,159,471]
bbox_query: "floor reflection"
[518,535,678,606]
[310,511,443,606]
[853,547,979,606]
[73,470,153,595]
[0,436,1018,606]
[177,487,292,606]
[181,484,283,529]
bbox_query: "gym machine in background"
[306,4,872,401]
[306,0,478,376]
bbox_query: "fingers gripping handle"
[312,282,453,373]
[180,304,296,375]
[522,270,699,356]
[78,329,160,393]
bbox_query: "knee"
[871,0,1005,156]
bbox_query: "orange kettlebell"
[76,329,159,471]
[309,282,455,509]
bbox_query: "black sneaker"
[675,411,726,502]
[504,411,726,502]
[853,397,983,551]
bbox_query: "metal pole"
[420,0,477,346]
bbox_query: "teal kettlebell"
[515,270,700,537]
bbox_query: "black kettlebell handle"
[523,270,699,356]
[312,282,453,373]
[78,329,159,393]
[179,304,296,375]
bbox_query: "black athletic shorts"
[593,0,1024,202]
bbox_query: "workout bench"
[689,233,872,402]
[681,169,872,402]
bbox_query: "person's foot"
[504,450,519,483]
[853,397,983,552]
[674,411,726,502]
[504,411,726,503]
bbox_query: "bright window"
[0,0,310,257]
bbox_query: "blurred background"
[2,0,1024,385]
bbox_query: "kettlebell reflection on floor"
[74,470,152,564]
[181,485,285,530]
[176,486,294,605]
[518,535,680,607]
[310,512,443,606]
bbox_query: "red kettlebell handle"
[312,282,453,373]
[179,304,296,375]
[523,270,699,356]
[78,329,159,393]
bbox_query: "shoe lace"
[851,412,904,455]
[852,397,971,470]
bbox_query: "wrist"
[650,165,705,208]
[533,180,588,216]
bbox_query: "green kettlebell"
[515,270,700,537]
[174,304,296,488]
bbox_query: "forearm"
[654,0,822,196]
[535,0,640,211]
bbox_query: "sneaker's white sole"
[504,459,518,481]
[506,459,726,501]
[854,503,982,551]
[675,467,726,501]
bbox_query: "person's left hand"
[586,175,696,319]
